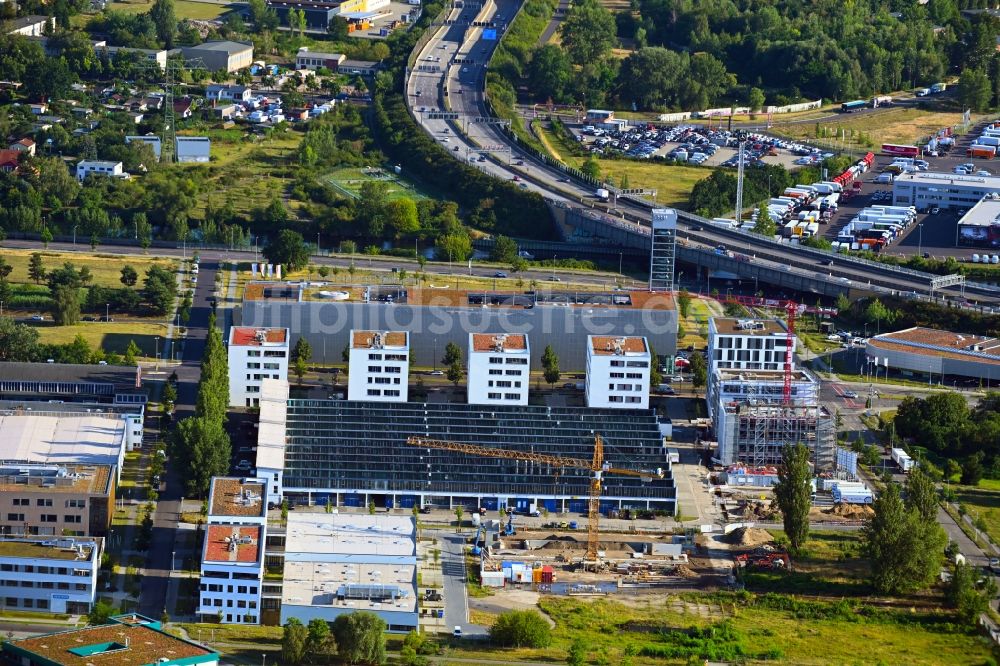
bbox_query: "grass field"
[744,530,871,596]
[34,321,170,356]
[534,122,709,209]
[325,167,430,202]
[444,594,991,666]
[676,295,715,349]
[106,0,230,19]
[775,108,982,150]
[0,249,176,289]
[955,481,1000,547]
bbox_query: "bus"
[841,100,867,113]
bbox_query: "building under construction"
[715,402,835,470]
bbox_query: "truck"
[890,447,914,472]
[979,135,1000,148]
[915,87,931,97]
[930,82,947,94]
[595,188,610,201]
[882,143,920,158]
[769,198,794,211]
[841,99,867,112]
[968,145,997,159]
[871,95,893,107]
[818,180,844,193]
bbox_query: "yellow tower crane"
[406,435,663,565]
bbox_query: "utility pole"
[734,130,749,224]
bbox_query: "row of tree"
[0,316,143,365]
[281,612,385,665]
[171,312,231,497]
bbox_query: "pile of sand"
[824,503,875,519]
[724,527,774,548]
[674,564,699,578]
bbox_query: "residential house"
[174,96,194,119]
[8,138,35,156]
[205,84,252,102]
[0,150,21,173]
[5,15,55,37]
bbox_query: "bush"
[489,610,552,648]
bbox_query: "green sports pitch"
[325,167,429,201]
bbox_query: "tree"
[0,317,40,361]
[305,617,336,663]
[753,205,776,237]
[150,0,177,48]
[436,232,472,262]
[527,44,573,102]
[489,610,552,648]
[124,340,140,365]
[288,8,307,37]
[905,467,938,522]
[162,382,177,414]
[332,611,387,665]
[863,483,946,595]
[454,505,463,531]
[47,263,92,326]
[248,0,278,31]
[773,443,812,552]
[400,631,431,666]
[961,451,985,485]
[581,155,601,179]
[87,600,115,626]
[171,416,231,496]
[90,233,99,251]
[541,344,560,386]
[566,639,587,666]
[958,67,992,113]
[0,256,11,281]
[676,289,692,319]
[386,198,420,239]
[559,0,616,66]
[265,230,310,272]
[292,337,312,386]
[40,226,53,249]
[282,618,309,665]
[689,352,707,391]
[491,235,518,264]
[328,16,349,39]
[748,87,766,113]
[120,265,138,288]
[946,562,997,625]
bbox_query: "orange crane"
[406,435,663,564]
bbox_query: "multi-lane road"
[405,4,1000,306]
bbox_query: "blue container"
[569,521,578,530]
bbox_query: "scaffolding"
[723,403,835,470]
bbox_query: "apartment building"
[347,330,409,402]
[467,333,529,406]
[0,463,115,537]
[75,160,124,181]
[0,536,101,614]
[206,477,268,526]
[707,318,795,413]
[585,336,651,409]
[227,327,289,407]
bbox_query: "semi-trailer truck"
[891,447,914,472]
[930,82,947,93]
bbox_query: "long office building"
[893,171,1000,210]
[0,536,102,615]
[0,463,115,537]
[255,380,675,514]
[238,286,676,372]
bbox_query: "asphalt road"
[138,258,219,618]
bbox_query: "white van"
[973,254,981,263]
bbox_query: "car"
[30,315,44,321]
[430,370,444,376]
[977,170,992,176]
[453,626,463,638]
[191,276,197,284]
[512,175,521,181]
[453,145,459,151]
[989,557,999,572]
[552,276,561,281]
[843,390,859,399]
[98,360,108,365]
[442,137,450,143]
[461,67,468,73]
[923,252,930,259]
[236,460,252,471]
[930,206,940,214]
[494,271,508,278]
[563,382,576,389]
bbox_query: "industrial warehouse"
[866,326,1000,383]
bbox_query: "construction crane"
[406,435,663,565]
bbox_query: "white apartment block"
[0,537,101,615]
[197,524,263,624]
[347,330,409,402]
[227,327,289,407]
[75,160,124,181]
[585,336,651,409]
[707,318,796,412]
[467,334,529,406]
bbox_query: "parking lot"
[572,124,809,170]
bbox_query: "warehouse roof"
[0,412,127,467]
[184,40,252,54]
[0,362,140,388]
[285,513,415,558]
[958,195,1000,227]
[894,171,1000,188]
[256,378,289,471]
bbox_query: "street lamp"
[155,337,159,369]
[105,303,109,323]
[72,225,78,246]
[917,223,924,257]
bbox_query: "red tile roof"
[0,149,20,170]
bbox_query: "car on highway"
[512,175,521,181]
[494,271,508,278]
[30,314,44,321]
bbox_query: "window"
[504,393,519,400]
[488,392,501,400]
[506,358,527,365]
[505,369,521,376]
[626,361,648,368]
[386,354,406,361]
[263,350,286,358]
[609,395,624,402]
[66,500,85,509]
[12,499,28,507]
[36,599,47,609]
[247,350,261,357]
[489,369,502,375]
[489,356,503,364]
[626,373,642,379]
[7,514,23,522]
[626,396,642,403]
[384,389,400,397]
[368,366,382,373]
[246,363,260,369]
[368,353,382,360]
[610,372,624,378]
[367,389,381,396]
[385,366,400,373]
[41,515,56,523]
[64,515,82,524]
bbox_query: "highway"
[405,3,1000,306]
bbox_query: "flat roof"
[894,171,1000,188]
[7,617,214,666]
[209,477,266,517]
[0,412,126,468]
[204,525,261,564]
[286,513,415,558]
[297,49,345,60]
[590,335,647,355]
[471,333,527,353]
[8,15,48,29]
[256,379,289,470]
[229,327,288,346]
[711,318,787,336]
[868,326,1000,366]
[959,197,1000,227]
[282,560,416,614]
[351,330,407,349]
[714,368,816,382]
[184,40,253,53]
[0,463,113,496]
[0,537,99,561]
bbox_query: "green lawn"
[107,0,230,19]
[0,249,176,289]
[34,321,170,355]
[742,530,871,596]
[325,167,430,201]
[954,482,1000,547]
[445,595,992,666]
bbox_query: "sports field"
[106,0,230,20]
[325,167,430,201]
